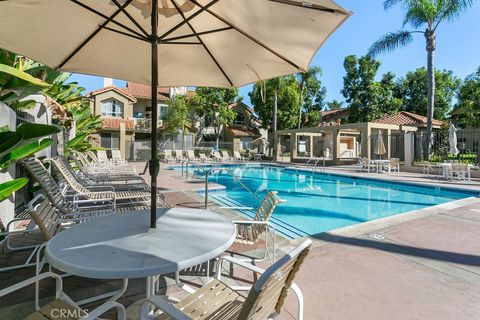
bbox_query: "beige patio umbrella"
[375,129,387,159]
[0,0,351,228]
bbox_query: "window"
[100,132,119,149]
[101,99,123,117]
[133,111,143,118]
[233,113,245,126]
[159,104,169,120]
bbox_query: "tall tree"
[368,0,475,157]
[250,76,301,131]
[398,67,460,119]
[453,67,480,128]
[296,66,327,128]
[342,55,399,122]
[164,95,195,150]
[193,87,238,148]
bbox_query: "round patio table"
[45,208,236,293]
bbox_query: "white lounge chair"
[198,153,211,163]
[111,149,128,165]
[212,151,223,162]
[186,150,199,162]
[234,150,246,162]
[450,163,471,181]
[175,150,185,162]
[221,150,232,162]
[0,272,126,320]
[141,240,311,320]
[163,150,175,163]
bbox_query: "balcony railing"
[134,118,163,132]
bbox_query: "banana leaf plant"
[0,123,60,202]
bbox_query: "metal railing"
[180,160,263,209]
[306,157,326,172]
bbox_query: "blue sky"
[70,0,480,107]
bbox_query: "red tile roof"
[321,108,349,123]
[224,125,260,137]
[86,86,137,102]
[102,118,135,131]
[373,111,444,127]
[123,82,170,100]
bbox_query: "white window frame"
[233,113,245,126]
[101,99,123,118]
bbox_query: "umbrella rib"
[158,0,220,41]
[58,0,136,69]
[169,0,234,87]
[162,26,233,42]
[188,0,304,72]
[104,26,150,42]
[69,0,148,41]
[110,0,150,38]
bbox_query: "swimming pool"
[172,164,476,239]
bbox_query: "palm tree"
[297,66,322,129]
[368,0,474,159]
[327,100,344,110]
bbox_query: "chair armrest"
[141,296,192,320]
[0,272,62,299]
[83,301,125,320]
[232,220,269,225]
[216,255,266,277]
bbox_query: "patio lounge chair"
[221,150,233,162]
[141,240,311,320]
[186,150,199,162]
[163,150,175,163]
[175,150,185,162]
[198,153,211,163]
[212,151,224,162]
[50,157,153,210]
[96,149,113,163]
[111,149,128,165]
[21,158,118,217]
[383,158,400,173]
[0,272,126,320]
[234,150,247,162]
[231,191,286,263]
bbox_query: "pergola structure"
[275,122,419,165]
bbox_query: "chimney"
[103,77,113,87]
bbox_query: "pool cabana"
[275,122,419,165]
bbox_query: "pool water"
[172,164,476,239]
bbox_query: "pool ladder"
[180,160,263,209]
[306,157,327,172]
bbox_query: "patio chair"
[383,158,400,173]
[450,163,471,181]
[230,191,286,263]
[21,158,118,217]
[186,150,199,162]
[96,149,112,163]
[358,157,376,173]
[72,153,143,183]
[221,150,233,162]
[212,151,224,162]
[175,150,185,162]
[50,157,153,210]
[77,151,132,173]
[0,272,125,320]
[141,240,311,320]
[234,150,246,162]
[111,149,128,165]
[163,150,175,163]
[198,153,211,163]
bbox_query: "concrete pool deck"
[1,161,479,319]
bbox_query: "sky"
[69,0,480,107]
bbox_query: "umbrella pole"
[149,0,159,228]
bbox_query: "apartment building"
[87,79,266,160]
